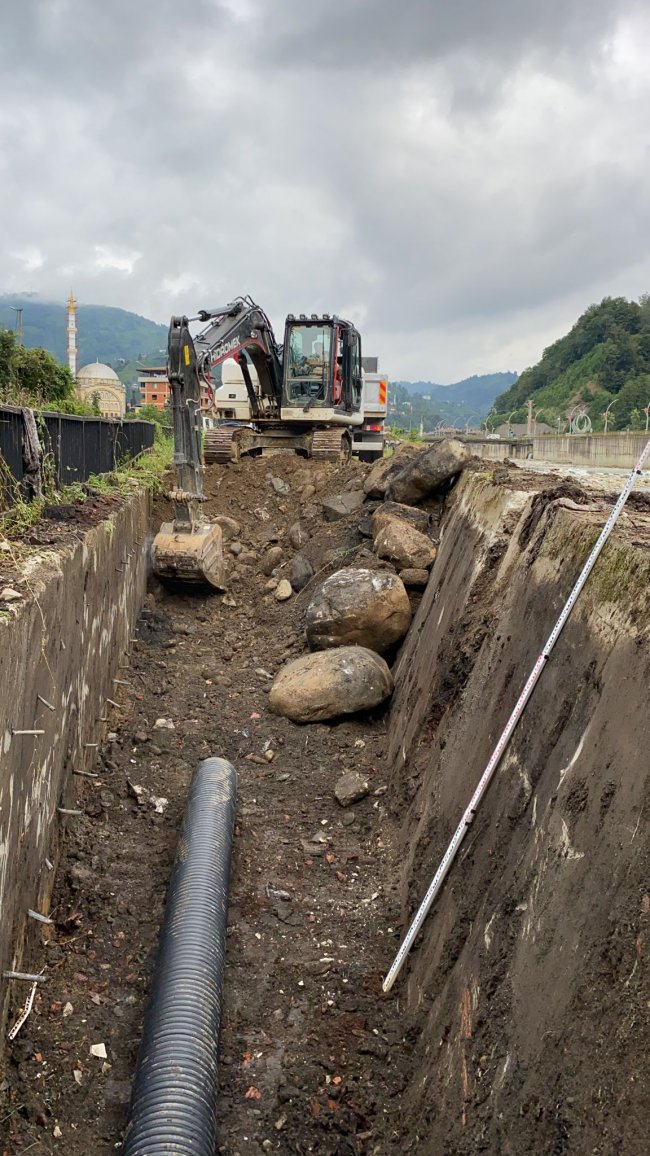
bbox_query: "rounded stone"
[372,517,437,571]
[268,646,393,722]
[274,579,293,601]
[306,568,411,654]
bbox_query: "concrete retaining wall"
[461,438,532,461]
[0,491,149,1037]
[452,432,648,468]
[532,431,648,467]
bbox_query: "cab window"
[285,325,332,406]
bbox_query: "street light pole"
[602,400,616,433]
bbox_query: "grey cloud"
[0,0,649,381]
[252,0,638,69]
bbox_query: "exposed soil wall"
[0,491,149,1039]
[388,472,650,1153]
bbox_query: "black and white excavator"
[186,296,364,461]
[151,296,365,586]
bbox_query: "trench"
[1,455,649,1155]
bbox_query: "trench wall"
[389,472,650,1154]
[0,492,149,1040]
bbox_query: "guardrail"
[0,405,155,502]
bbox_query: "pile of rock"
[267,439,470,724]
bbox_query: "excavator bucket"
[151,521,226,589]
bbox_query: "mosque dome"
[76,361,125,418]
[77,362,120,383]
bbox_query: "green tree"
[491,294,650,426]
[612,374,650,429]
[0,327,15,392]
[90,391,102,416]
[12,344,76,402]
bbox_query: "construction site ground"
[2,453,410,1156]
[2,450,650,1155]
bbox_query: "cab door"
[342,328,360,413]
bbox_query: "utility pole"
[13,307,23,345]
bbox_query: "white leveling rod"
[383,439,650,994]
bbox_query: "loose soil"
[1,454,414,1156]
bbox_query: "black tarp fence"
[0,405,155,501]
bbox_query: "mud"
[1,454,649,1156]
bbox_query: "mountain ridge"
[0,295,167,369]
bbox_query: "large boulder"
[306,568,411,654]
[363,443,422,499]
[373,517,437,571]
[322,491,366,521]
[371,501,430,536]
[213,515,241,541]
[386,439,469,505]
[268,647,393,722]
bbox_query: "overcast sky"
[1,0,649,381]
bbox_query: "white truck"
[208,355,387,460]
[352,356,388,461]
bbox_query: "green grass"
[0,437,173,538]
[85,436,173,498]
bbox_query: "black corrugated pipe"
[122,757,237,1156]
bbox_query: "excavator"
[194,297,364,461]
[151,296,364,586]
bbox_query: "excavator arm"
[167,315,205,528]
[149,317,226,589]
[193,296,283,417]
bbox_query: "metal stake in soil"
[383,438,650,994]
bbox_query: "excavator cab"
[282,315,363,418]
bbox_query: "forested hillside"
[0,296,167,368]
[393,372,516,409]
[492,296,650,431]
[389,372,517,430]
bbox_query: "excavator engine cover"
[152,521,226,589]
